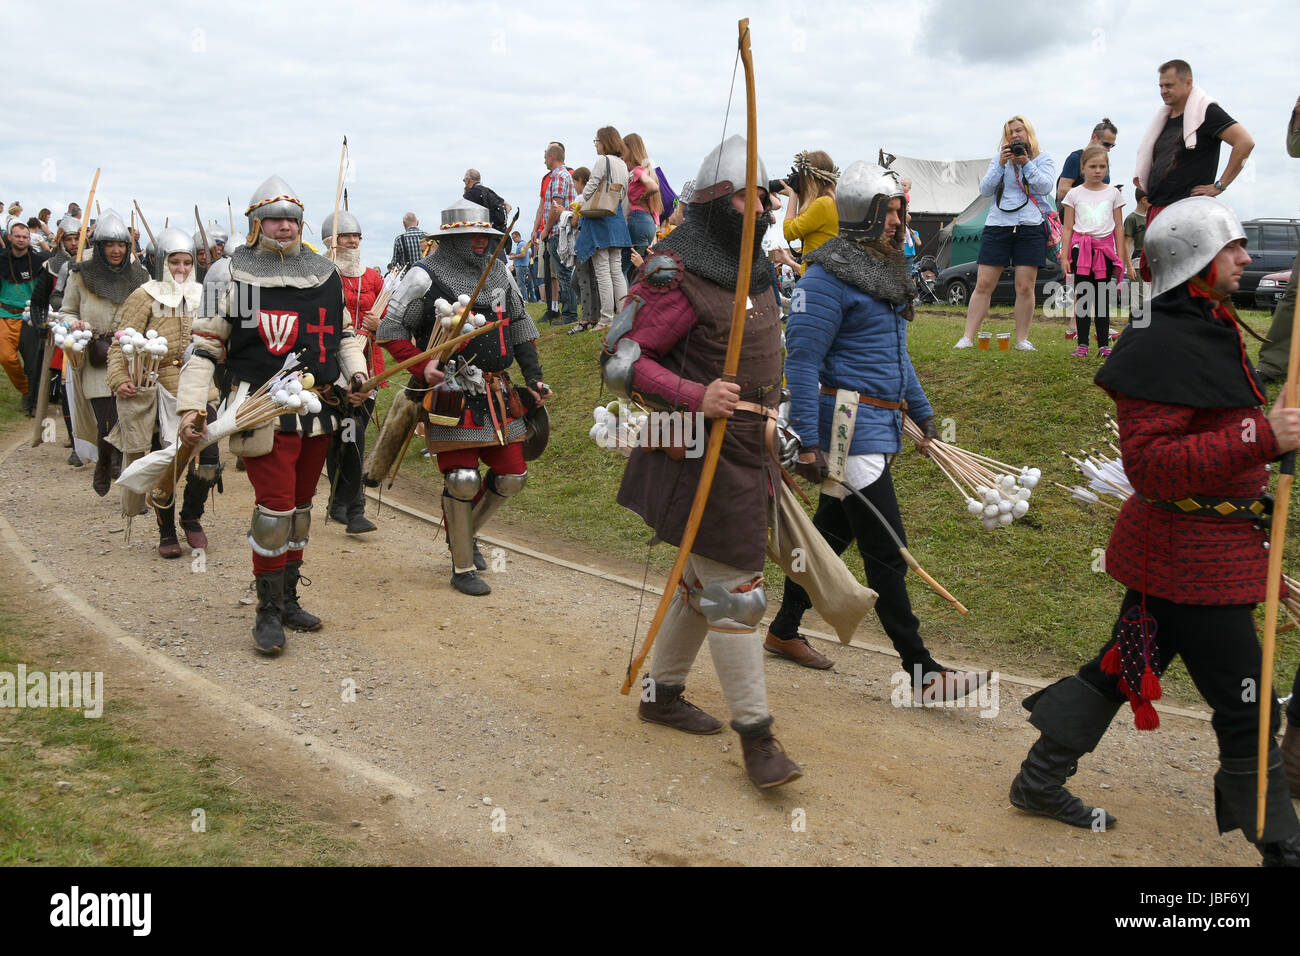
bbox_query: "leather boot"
[1282,723,1300,800]
[92,441,112,496]
[282,560,322,631]
[735,718,802,789]
[1011,675,1121,829]
[472,538,487,571]
[637,680,723,735]
[1258,833,1300,867]
[1010,734,1116,829]
[179,474,212,550]
[109,446,122,480]
[253,571,286,655]
[345,504,377,535]
[763,629,833,669]
[156,507,182,559]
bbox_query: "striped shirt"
[391,226,427,267]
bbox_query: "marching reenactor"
[1009,196,1300,866]
[106,227,219,557]
[771,161,989,700]
[175,175,372,655]
[377,198,549,597]
[60,210,148,495]
[321,209,384,535]
[603,134,801,790]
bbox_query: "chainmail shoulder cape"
[45,247,70,277]
[804,237,914,306]
[228,242,336,288]
[654,195,771,294]
[377,236,534,345]
[69,245,148,305]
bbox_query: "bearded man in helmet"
[377,197,548,597]
[1008,196,1300,867]
[770,161,990,701]
[176,175,373,656]
[602,134,801,790]
[321,209,385,535]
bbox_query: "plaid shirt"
[391,226,427,267]
[542,167,574,239]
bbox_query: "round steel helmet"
[436,198,501,239]
[57,214,81,235]
[1145,196,1246,298]
[321,210,362,240]
[155,226,196,262]
[245,174,304,226]
[206,222,229,245]
[835,161,905,242]
[92,209,131,243]
[690,134,770,205]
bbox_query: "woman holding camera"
[956,116,1056,351]
[778,151,839,274]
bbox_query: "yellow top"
[782,194,837,272]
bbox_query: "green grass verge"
[0,615,364,866]
[374,302,1300,698]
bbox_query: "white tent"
[878,151,991,216]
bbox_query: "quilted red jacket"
[1103,392,1277,605]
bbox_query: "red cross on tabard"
[306,308,334,364]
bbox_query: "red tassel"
[1132,698,1160,731]
[1117,677,1131,698]
[1100,646,1122,675]
[1140,666,1162,701]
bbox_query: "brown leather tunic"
[616,272,782,570]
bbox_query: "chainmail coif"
[804,237,914,307]
[655,195,771,294]
[71,243,148,305]
[228,241,336,285]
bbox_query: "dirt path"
[0,427,1268,865]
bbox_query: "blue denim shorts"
[977,224,1046,267]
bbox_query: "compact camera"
[1009,140,1029,157]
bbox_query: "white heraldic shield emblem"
[257,310,299,355]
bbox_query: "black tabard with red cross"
[225,273,344,390]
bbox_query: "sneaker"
[1070,345,1089,357]
[1109,329,1120,340]
[1065,329,1078,339]
[1014,340,1037,351]
[953,337,974,349]
[1099,346,1111,358]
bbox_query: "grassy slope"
[376,302,1300,698]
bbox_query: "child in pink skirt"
[1061,146,1128,358]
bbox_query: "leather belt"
[1143,493,1272,519]
[735,400,777,417]
[818,386,907,411]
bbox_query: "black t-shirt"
[1147,102,1236,206]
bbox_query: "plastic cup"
[997,333,1011,351]
[977,332,992,351]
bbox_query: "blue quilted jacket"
[785,263,932,455]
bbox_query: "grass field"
[372,300,1300,698]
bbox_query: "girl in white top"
[1061,145,1127,358]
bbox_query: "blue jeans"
[514,263,534,301]
[623,209,658,282]
[547,235,578,322]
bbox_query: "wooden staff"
[132,200,156,249]
[1257,294,1300,838]
[32,168,99,447]
[227,197,234,241]
[327,135,347,262]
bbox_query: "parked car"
[937,256,1069,311]
[1239,218,1299,306]
[1254,269,1291,310]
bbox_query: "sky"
[3,0,1296,261]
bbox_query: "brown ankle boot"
[736,719,802,789]
[637,680,724,735]
[764,629,833,669]
[1283,723,1300,800]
